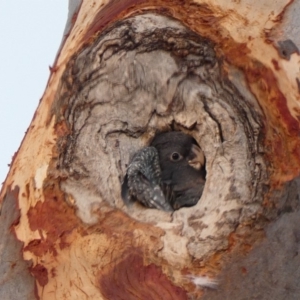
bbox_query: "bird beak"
[188,144,205,170]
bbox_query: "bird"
[121,131,206,211]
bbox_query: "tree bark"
[1,0,300,299]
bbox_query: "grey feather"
[122,147,173,211]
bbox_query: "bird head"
[150,131,205,174]
[151,131,206,209]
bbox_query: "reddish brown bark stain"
[54,120,70,137]
[84,0,223,46]
[89,209,186,298]
[24,238,58,257]
[84,0,146,42]
[29,264,49,287]
[26,182,80,256]
[98,249,188,300]
[271,59,280,70]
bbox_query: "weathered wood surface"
[1,0,300,299]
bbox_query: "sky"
[0,1,68,185]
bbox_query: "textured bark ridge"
[52,14,267,261]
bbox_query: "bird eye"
[170,152,182,161]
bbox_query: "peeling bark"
[1,0,300,299]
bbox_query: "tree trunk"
[1,0,300,299]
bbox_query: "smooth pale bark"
[1,1,300,299]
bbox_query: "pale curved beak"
[188,144,205,170]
